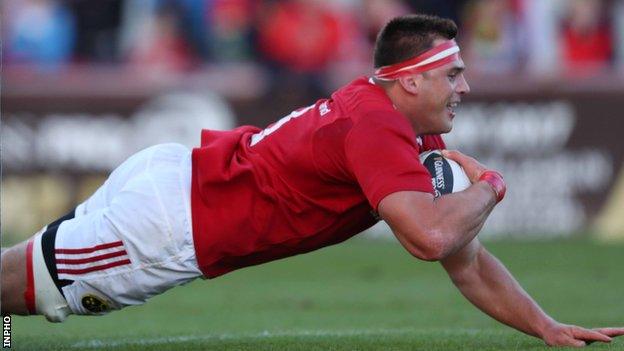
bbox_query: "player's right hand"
[540,323,624,348]
[441,149,487,183]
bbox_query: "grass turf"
[9,238,624,350]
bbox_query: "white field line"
[71,328,497,349]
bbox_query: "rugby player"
[3,14,623,347]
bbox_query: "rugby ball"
[419,150,471,197]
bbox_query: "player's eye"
[447,74,457,82]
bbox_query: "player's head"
[373,14,457,69]
[373,15,470,135]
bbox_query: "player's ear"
[397,75,420,95]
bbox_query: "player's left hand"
[540,323,624,347]
[588,328,624,344]
[441,149,487,183]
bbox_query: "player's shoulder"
[325,77,413,139]
[332,76,396,117]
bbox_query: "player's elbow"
[413,248,446,262]
[402,229,452,262]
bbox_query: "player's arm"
[441,239,624,347]
[378,150,497,261]
[379,185,494,260]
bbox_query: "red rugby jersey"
[191,77,446,278]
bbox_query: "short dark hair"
[373,14,458,68]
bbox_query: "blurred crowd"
[4,0,624,88]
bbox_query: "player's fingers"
[572,328,612,343]
[593,327,624,337]
[570,339,587,348]
[442,149,477,169]
[442,150,489,183]
[547,337,586,348]
[441,149,467,162]
[549,336,586,348]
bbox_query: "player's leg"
[2,205,77,317]
[1,240,29,314]
[1,221,74,321]
[55,144,201,316]
[1,143,200,321]
[1,209,87,321]
[0,144,161,316]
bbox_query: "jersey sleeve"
[344,112,434,210]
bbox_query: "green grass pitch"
[9,238,624,350]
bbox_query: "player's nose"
[457,74,470,95]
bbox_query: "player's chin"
[440,125,453,134]
[439,113,454,133]
[431,124,452,135]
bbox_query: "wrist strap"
[479,171,506,203]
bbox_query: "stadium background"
[2,1,624,350]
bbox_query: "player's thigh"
[78,143,186,214]
[1,240,28,314]
[53,145,199,315]
[1,143,195,318]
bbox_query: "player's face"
[412,51,470,135]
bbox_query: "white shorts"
[37,143,202,316]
